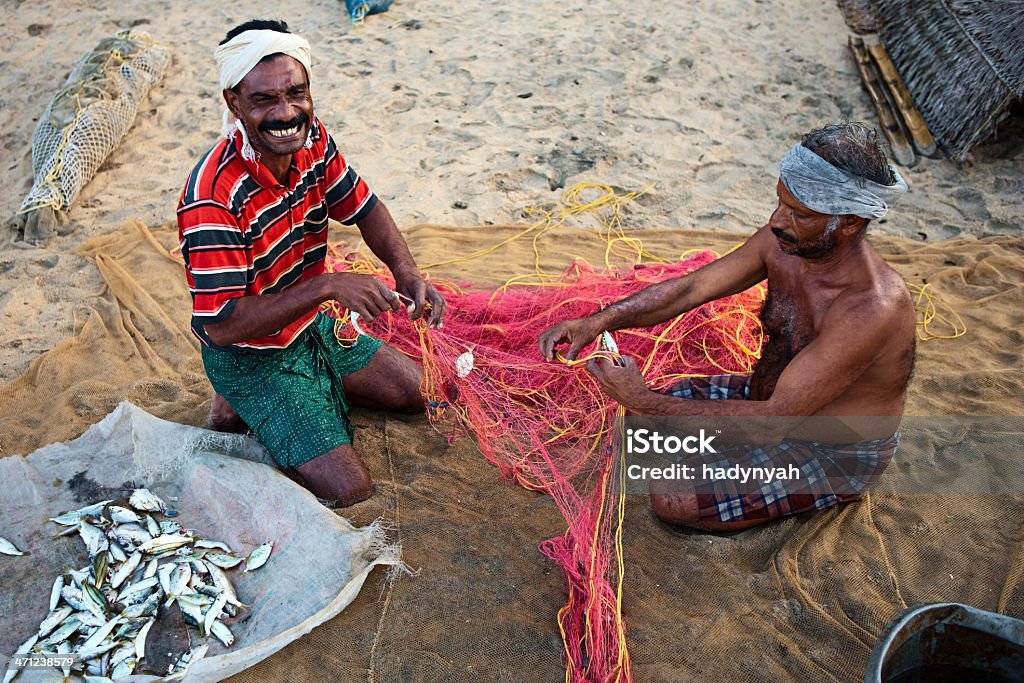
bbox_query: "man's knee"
[295,444,372,507]
[650,491,703,528]
[651,491,777,532]
[384,354,425,415]
[209,393,248,433]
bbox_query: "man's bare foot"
[295,444,372,507]
[209,393,248,433]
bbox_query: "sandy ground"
[0,0,1021,385]
[0,4,1023,682]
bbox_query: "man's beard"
[774,217,840,258]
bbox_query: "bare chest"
[760,276,834,354]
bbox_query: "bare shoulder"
[832,256,915,333]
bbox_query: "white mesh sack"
[14,30,170,243]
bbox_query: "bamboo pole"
[867,40,939,158]
[849,36,917,167]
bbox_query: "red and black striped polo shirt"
[177,118,376,352]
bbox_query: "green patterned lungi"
[201,313,383,468]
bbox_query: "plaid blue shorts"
[664,374,898,524]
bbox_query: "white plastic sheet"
[0,402,401,682]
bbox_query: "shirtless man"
[539,122,915,531]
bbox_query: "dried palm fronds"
[872,0,1024,162]
[837,0,879,35]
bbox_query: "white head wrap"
[213,30,314,157]
[778,143,908,220]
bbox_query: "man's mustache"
[771,227,797,244]
[260,114,308,132]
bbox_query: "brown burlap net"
[1,220,1021,682]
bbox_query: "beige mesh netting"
[13,30,170,244]
[0,220,1021,682]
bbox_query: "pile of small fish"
[3,488,273,682]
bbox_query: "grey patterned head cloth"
[778,143,908,219]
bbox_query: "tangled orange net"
[325,212,766,681]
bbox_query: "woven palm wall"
[872,0,1024,162]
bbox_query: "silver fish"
[168,563,192,597]
[0,535,26,556]
[113,619,143,642]
[116,576,158,602]
[121,590,162,619]
[209,620,235,647]
[142,557,159,579]
[77,611,108,628]
[137,535,192,555]
[177,594,206,631]
[78,639,121,662]
[134,617,155,660]
[110,641,135,667]
[67,566,90,588]
[3,633,39,683]
[195,539,231,552]
[57,640,73,677]
[37,605,74,638]
[108,540,127,563]
[205,552,244,569]
[244,542,273,572]
[51,524,80,538]
[81,580,109,619]
[203,592,229,637]
[78,521,108,557]
[41,616,80,647]
[108,506,142,525]
[109,523,152,548]
[204,561,245,608]
[76,500,113,517]
[195,582,222,598]
[173,550,206,563]
[144,513,161,538]
[111,654,137,679]
[61,585,88,611]
[49,575,64,611]
[110,551,143,589]
[77,616,123,655]
[128,488,166,513]
[159,520,183,535]
[48,510,83,526]
[157,560,176,587]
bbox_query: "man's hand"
[538,318,602,361]
[328,272,401,321]
[394,269,446,328]
[586,356,653,409]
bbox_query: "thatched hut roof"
[872,0,1024,162]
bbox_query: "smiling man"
[539,121,915,531]
[177,20,445,506]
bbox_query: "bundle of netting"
[13,30,170,244]
[325,244,765,682]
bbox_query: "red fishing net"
[325,242,766,682]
